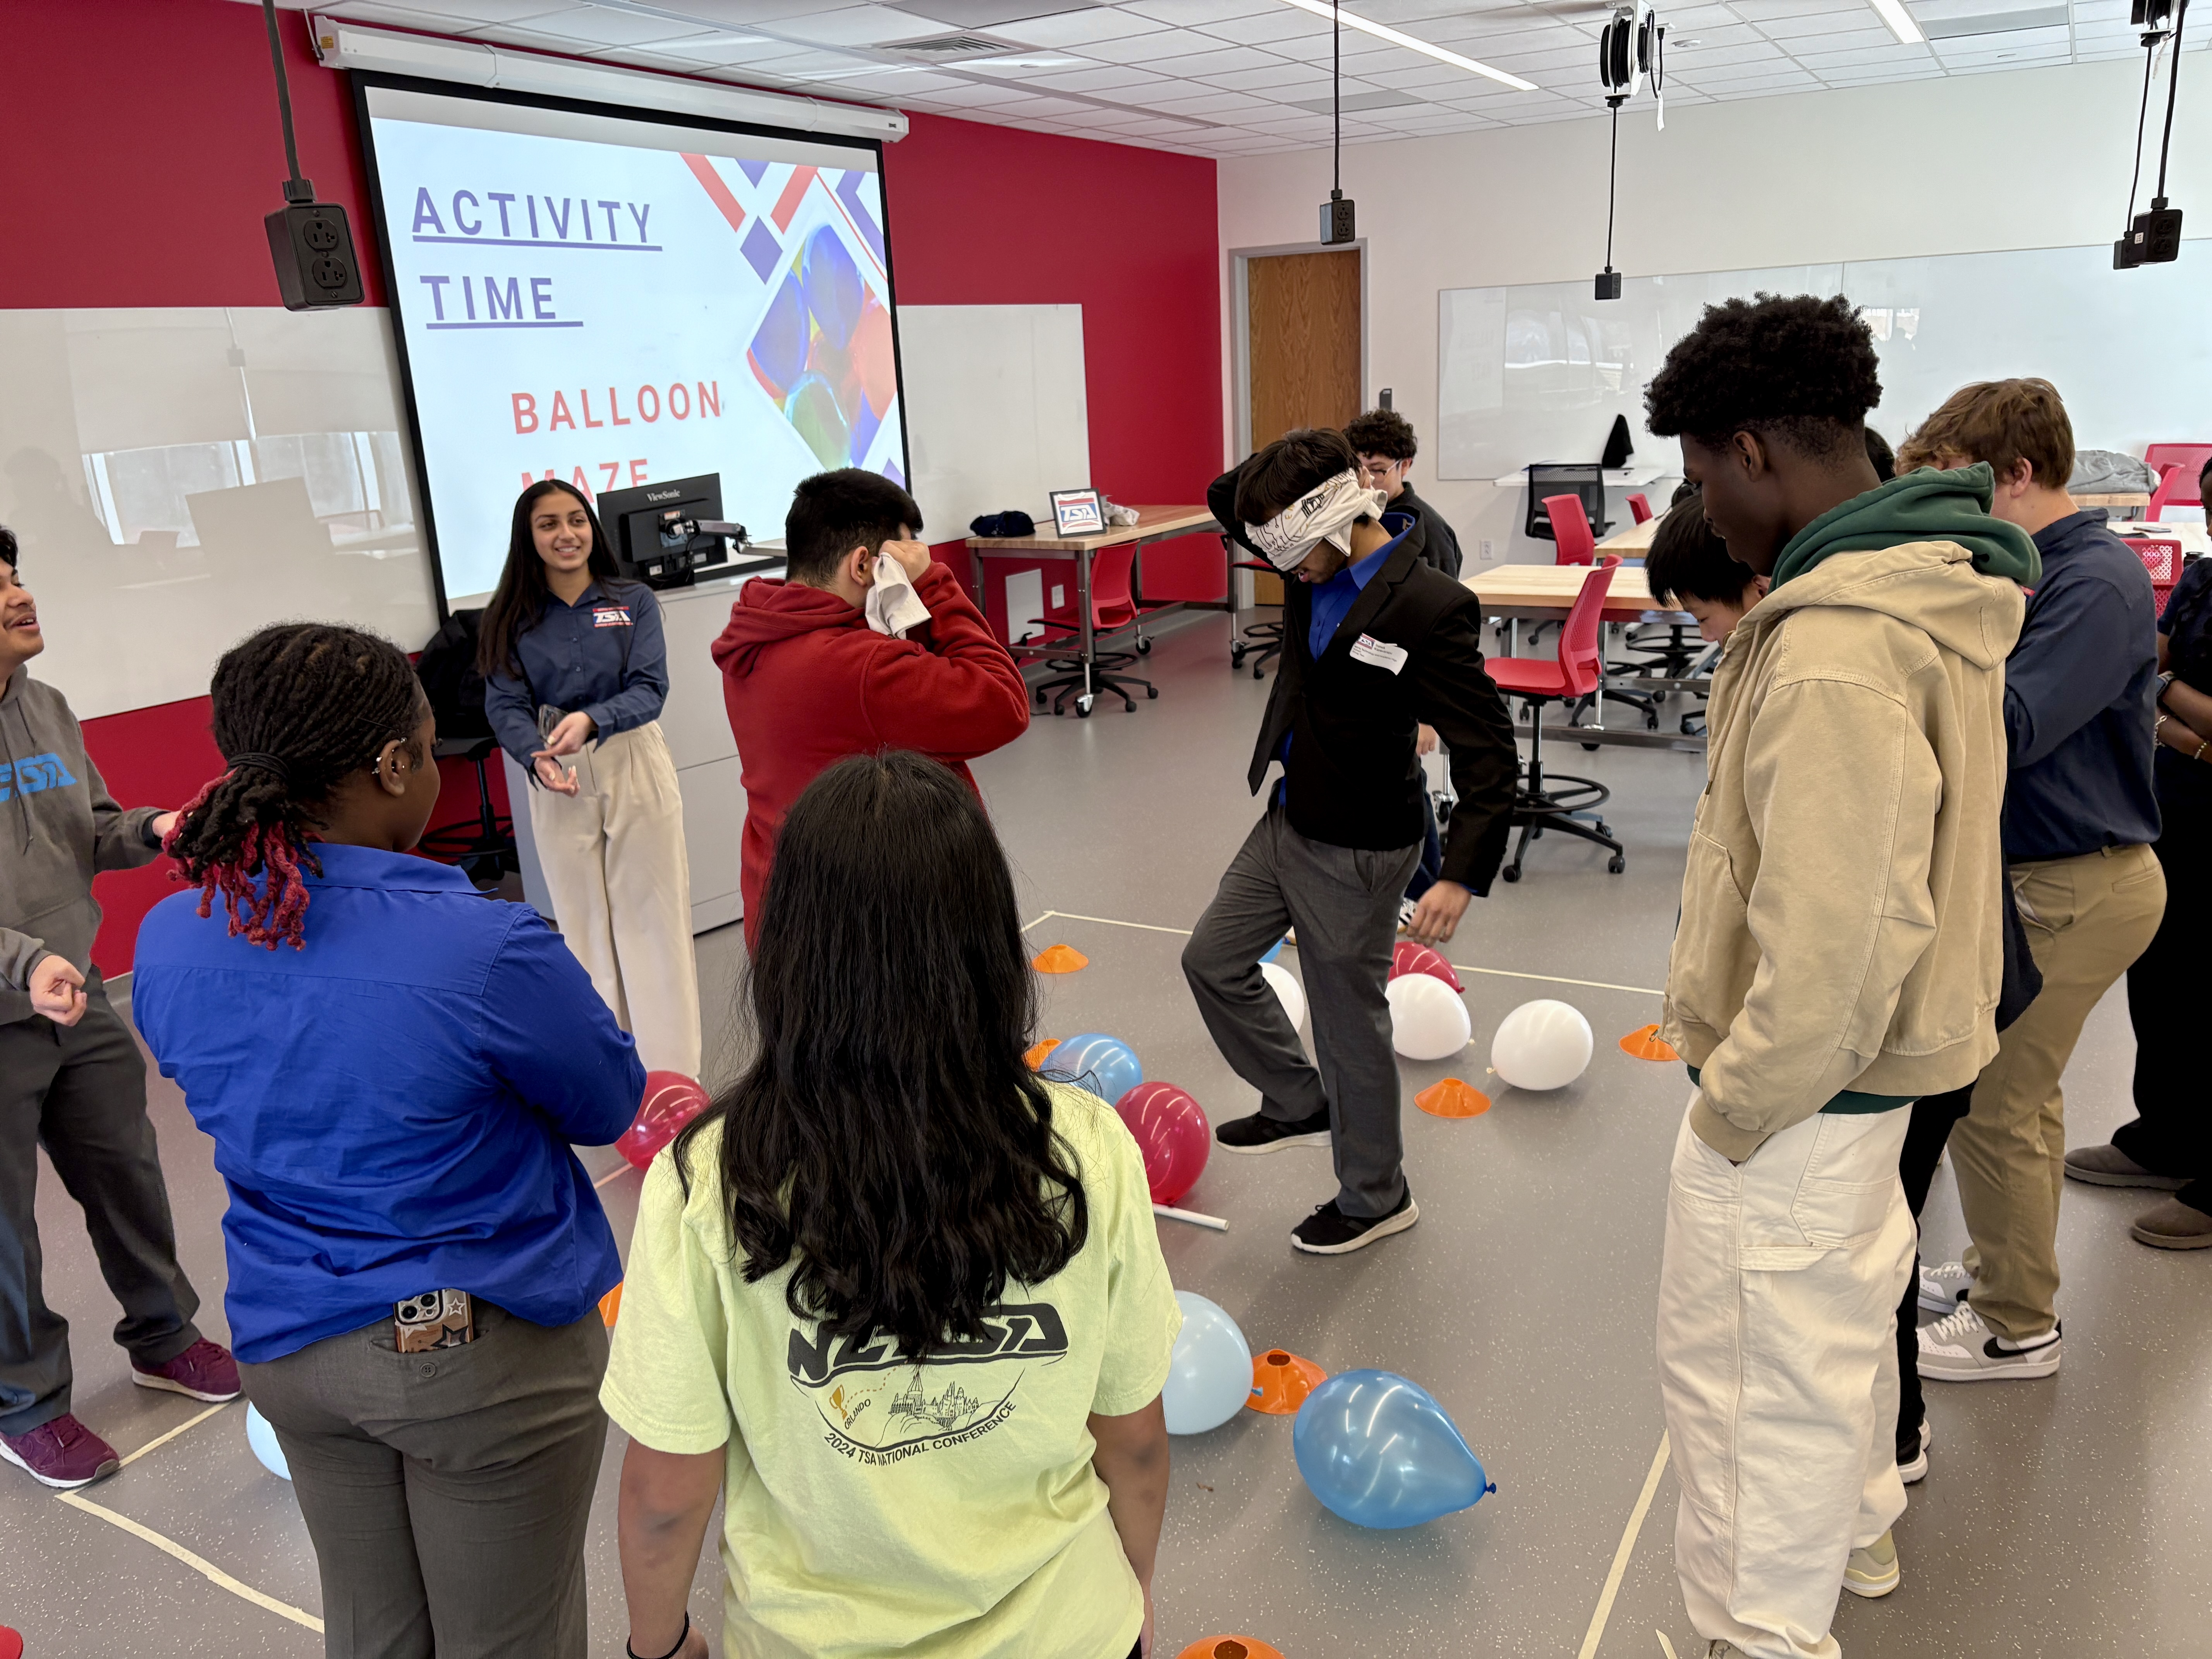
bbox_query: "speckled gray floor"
[5,610,2209,1657]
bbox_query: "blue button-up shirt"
[132,845,642,1363]
[484,580,670,771]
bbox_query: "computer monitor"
[596,473,770,589]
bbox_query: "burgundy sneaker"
[132,1338,242,1403]
[0,1413,121,1489]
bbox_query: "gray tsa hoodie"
[1,666,167,1024]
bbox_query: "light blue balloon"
[1042,1032,1142,1104]
[1292,1370,1494,1528]
[1163,1292,1254,1435]
[1262,936,1287,965]
[246,1401,292,1481]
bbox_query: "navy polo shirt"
[132,845,642,1363]
[484,580,670,770]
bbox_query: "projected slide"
[361,85,904,604]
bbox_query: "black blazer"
[1396,482,1463,579]
[1242,507,1518,895]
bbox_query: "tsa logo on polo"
[788,1303,1071,1467]
[0,753,77,802]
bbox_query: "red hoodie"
[711,560,1030,943]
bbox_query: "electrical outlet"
[1479,539,1495,562]
[1051,584,1065,607]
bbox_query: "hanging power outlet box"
[1320,192,1356,245]
[266,198,364,310]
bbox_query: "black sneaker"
[1898,1415,1931,1485]
[1291,1188,1419,1255]
[1216,1107,1332,1154]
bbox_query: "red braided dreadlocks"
[164,625,425,953]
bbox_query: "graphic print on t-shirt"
[788,1302,1070,1467]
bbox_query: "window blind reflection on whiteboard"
[1437,241,2212,483]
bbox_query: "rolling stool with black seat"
[1226,538,1285,679]
[417,734,517,889]
[1486,559,1627,881]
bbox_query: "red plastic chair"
[1628,492,1654,525]
[1543,494,1598,565]
[1028,541,1159,716]
[1486,558,1626,880]
[2143,444,2212,521]
[2131,534,2183,615]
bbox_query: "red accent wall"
[4,1,1219,974]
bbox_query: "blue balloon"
[1292,1370,1494,1528]
[1163,1292,1253,1435]
[1262,936,1287,965]
[1042,1032,1142,1104]
[246,1401,292,1481]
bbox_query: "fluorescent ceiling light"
[1273,0,1538,92]
[1866,0,1927,43]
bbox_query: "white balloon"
[1491,999,1594,1091]
[1261,960,1306,1030]
[1386,973,1472,1060]
[1163,1291,1254,1434]
[246,1401,292,1481]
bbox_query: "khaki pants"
[1657,1100,1913,1659]
[1951,843,2166,1340]
[529,722,702,1078]
[241,1304,609,1659]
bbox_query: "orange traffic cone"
[1033,943,1089,974]
[1416,1077,1491,1118]
[599,1282,623,1328]
[1178,1640,1287,1659]
[1619,1023,1679,1062]
[1024,1038,1061,1071]
[1247,1349,1328,1415]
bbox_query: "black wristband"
[627,1613,688,1659]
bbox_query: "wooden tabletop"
[964,504,1218,553]
[1464,561,1678,621]
[1595,516,1661,553]
[2077,492,2152,509]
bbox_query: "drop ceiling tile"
[1193,7,1332,43]
[1932,21,2071,50]
[1080,24,1248,58]
[1662,38,1788,64]
[1655,21,1770,47]
[1119,0,1280,22]
[992,7,1176,43]
[320,1,495,29]
[1812,62,1948,79]
[1764,22,1904,51]
[1196,58,1334,86]
[1122,41,1290,72]
[1788,40,1934,64]
[490,7,724,45]
[338,0,582,21]
[1726,0,1870,17]
[1358,59,1494,87]
[1135,86,1286,112]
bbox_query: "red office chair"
[1027,541,1159,716]
[1543,494,1599,565]
[1487,558,1626,880]
[2143,444,2212,521]
[1628,492,1654,525]
[2131,534,2183,615]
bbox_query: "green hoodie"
[1770,462,2042,591]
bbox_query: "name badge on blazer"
[1349,634,1410,675]
[592,606,633,628]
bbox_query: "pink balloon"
[617,1070,711,1170]
[1115,1082,1211,1206]
[1390,939,1464,993]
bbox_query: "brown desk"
[963,504,1222,665]
[1463,561,1668,624]
[1595,516,1661,554]
[2077,492,2152,514]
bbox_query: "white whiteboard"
[899,304,1090,539]
[0,306,436,719]
[1437,240,2212,482]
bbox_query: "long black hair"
[165,623,426,950]
[676,750,1087,1359]
[476,479,630,679]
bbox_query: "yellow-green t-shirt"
[601,1082,1182,1659]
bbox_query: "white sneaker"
[1918,1305,2061,1381]
[1843,1528,1901,1598]
[1918,1259,1973,1314]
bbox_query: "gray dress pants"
[1182,805,1421,1218]
[240,1302,610,1659]
[0,981,202,1434]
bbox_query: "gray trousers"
[1182,805,1421,1218]
[0,982,201,1434]
[241,1303,610,1659]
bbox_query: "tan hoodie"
[1661,537,2025,1160]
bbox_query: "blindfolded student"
[135,622,644,1659]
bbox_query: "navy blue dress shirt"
[484,579,670,771]
[132,845,642,1363]
[2001,509,2161,860]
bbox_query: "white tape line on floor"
[57,1489,325,1634]
[119,1400,233,1468]
[1577,1431,1672,1659]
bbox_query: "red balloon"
[1391,939,1464,993]
[617,1070,711,1170]
[1115,1082,1211,1206]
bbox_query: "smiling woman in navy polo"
[134,622,644,1659]
[479,478,701,1078]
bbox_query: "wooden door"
[1244,248,1361,603]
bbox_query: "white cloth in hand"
[864,552,932,638]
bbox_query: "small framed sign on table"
[1049,488,1106,537]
